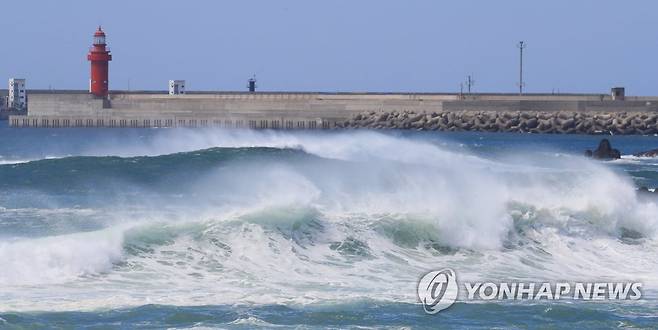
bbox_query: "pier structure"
[8,90,658,133]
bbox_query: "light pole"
[518,41,526,95]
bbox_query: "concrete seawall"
[9,91,658,134]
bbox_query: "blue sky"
[1,0,657,94]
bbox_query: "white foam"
[3,129,658,312]
[0,159,31,165]
[0,228,125,286]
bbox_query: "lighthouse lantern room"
[87,26,112,97]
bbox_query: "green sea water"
[1,123,657,329]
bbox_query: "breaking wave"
[1,130,658,311]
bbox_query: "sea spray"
[0,227,125,285]
[0,129,657,313]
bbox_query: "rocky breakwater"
[339,110,658,135]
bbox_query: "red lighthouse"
[87,26,112,97]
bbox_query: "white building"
[169,80,186,95]
[9,78,26,109]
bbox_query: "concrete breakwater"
[10,91,658,133]
[340,110,658,135]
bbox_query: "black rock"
[633,148,658,158]
[585,139,621,160]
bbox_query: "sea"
[0,121,657,329]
